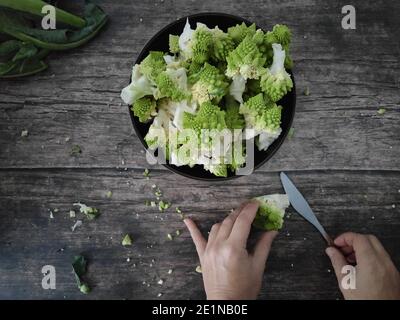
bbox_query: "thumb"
[253,231,278,268]
[326,246,347,283]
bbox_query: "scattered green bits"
[167,233,173,241]
[69,210,76,218]
[79,283,91,294]
[195,265,202,273]
[145,200,151,206]
[106,191,113,198]
[303,87,310,96]
[158,200,170,212]
[377,108,386,115]
[176,207,182,214]
[175,230,181,236]
[122,234,133,246]
[143,168,150,178]
[288,127,295,139]
[70,144,82,156]
[73,203,100,220]
[150,201,156,207]
[154,188,163,197]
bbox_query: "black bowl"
[129,12,296,181]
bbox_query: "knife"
[280,172,334,246]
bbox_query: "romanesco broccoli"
[210,27,235,62]
[131,97,157,123]
[227,22,256,45]
[140,51,167,82]
[190,63,229,104]
[155,67,190,101]
[226,36,266,80]
[253,194,289,230]
[260,43,293,102]
[120,64,158,105]
[169,35,180,54]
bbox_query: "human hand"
[184,201,278,300]
[326,232,400,300]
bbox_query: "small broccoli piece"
[144,108,170,150]
[140,51,167,82]
[260,43,293,102]
[169,35,180,54]
[226,36,266,80]
[183,101,227,132]
[73,202,100,220]
[210,27,235,62]
[253,194,289,230]
[267,24,292,47]
[204,164,228,177]
[122,234,133,246]
[190,63,229,104]
[187,61,203,84]
[131,97,157,123]
[191,25,213,64]
[227,22,256,45]
[155,68,190,101]
[265,24,293,69]
[239,93,282,140]
[224,97,245,129]
[120,65,158,105]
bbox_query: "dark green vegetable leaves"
[0,0,107,78]
[72,255,91,294]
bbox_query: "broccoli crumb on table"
[0,0,399,300]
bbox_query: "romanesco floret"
[266,24,291,47]
[169,35,180,54]
[224,97,245,129]
[260,43,293,102]
[155,67,190,101]
[190,63,229,104]
[140,51,167,82]
[253,194,289,230]
[226,36,266,80]
[187,61,203,84]
[239,93,282,137]
[191,25,213,64]
[265,24,293,69]
[120,64,158,105]
[183,101,227,132]
[227,22,256,45]
[131,97,157,123]
[210,27,235,62]
[203,164,228,177]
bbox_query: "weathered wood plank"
[0,169,399,299]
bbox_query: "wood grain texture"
[0,0,399,300]
[0,169,399,300]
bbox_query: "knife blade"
[280,172,333,246]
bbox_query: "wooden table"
[0,0,399,300]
